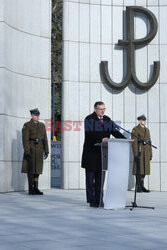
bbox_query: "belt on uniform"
[30,138,45,144]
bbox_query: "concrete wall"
[0,0,51,192]
[62,0,167,191]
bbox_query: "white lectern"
[101,139,132,210]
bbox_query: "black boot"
[141,180,150,193]
[136,175,143,193]
[34,181,43,195]
[136,184,143,193]
[28,178,36,195]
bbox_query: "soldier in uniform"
[22,108,49,195]
[131,115,152,193]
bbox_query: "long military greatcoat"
[81,112,125,172]
[131,124,152,175]
[22,119,49,174]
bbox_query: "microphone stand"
[117,125,157,211]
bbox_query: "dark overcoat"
[22,119,49,174]
[81,112,125,172]
[131,124,152,175]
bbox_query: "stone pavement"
[0,189,167,250]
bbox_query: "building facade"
[62,0,167,191]
[0,0,51,192]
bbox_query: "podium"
[100,139,132,209]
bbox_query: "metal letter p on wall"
[100,6,160,90]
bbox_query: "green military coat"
[131,124,152,175]
[22,119,49,174]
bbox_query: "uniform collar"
[30,119,39,125]
[137,124,145,130]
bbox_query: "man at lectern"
[81,101,126,208]
[131,115,152,193]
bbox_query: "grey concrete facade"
[0,0,51,192]
[62,0,167,190]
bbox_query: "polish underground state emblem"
[100,6,160,90]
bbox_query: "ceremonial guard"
[22,109,49,195]
[131,115,152,193]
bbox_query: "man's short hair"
[94,101,105,108]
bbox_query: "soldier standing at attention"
[131,115,152,193]
[22,108,49,195]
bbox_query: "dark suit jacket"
[81,112,126,172]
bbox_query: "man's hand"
[44,153,49,160]
[102,138,109,143]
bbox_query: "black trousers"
[85,170,105,204]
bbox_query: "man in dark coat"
[22,108,49,195]
[81,101,126,207]
[131,115,152,193]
